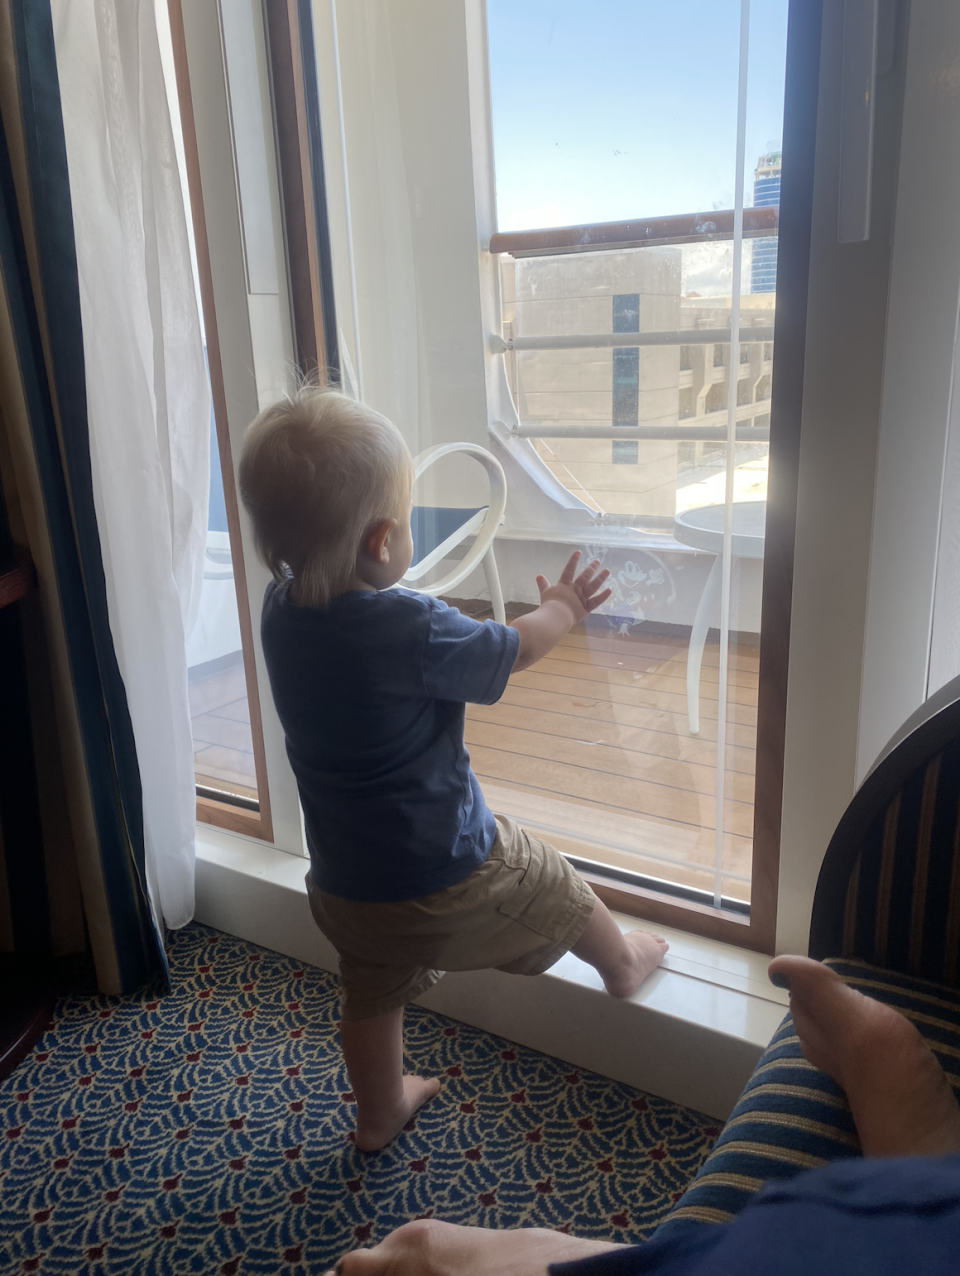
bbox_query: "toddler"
[239,389,667,1151]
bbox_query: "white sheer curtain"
[51,0,209,929]
[929,323,960,696]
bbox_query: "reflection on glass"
[489,240,773,906]
[469,0,788,911]
[187,404,258,803]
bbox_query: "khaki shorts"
[305,813,595,1020]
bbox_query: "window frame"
[169,0,312,857]
[476,2,820,954]
[171,0,822,956]
[169,0,273,843]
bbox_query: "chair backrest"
[809,675,960,985]
[399,443,506,603]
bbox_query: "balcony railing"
[509,423,769,441]
[489,205,779,257]
[492,209,777,448]
[490,326,774,353]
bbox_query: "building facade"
[750,150,781,293]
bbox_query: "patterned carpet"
[1,924,718,1274]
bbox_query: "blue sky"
[487,0,789,231]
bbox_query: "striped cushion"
[656,958,960,1232]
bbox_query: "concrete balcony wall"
[442,534,764,635]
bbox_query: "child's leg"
[572,896,668,997]
[340,1008,440,1152]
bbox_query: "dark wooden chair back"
[810,676,960,985]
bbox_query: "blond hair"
[238,388,413,607]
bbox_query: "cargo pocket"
[493,821,558,940]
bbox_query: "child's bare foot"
[602,930,669,998]
[355,1074,440,1152]
[769,954,960,1158]
[572,899,668,998]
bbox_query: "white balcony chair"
[400,442,507,624]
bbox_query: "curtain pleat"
[50,0,209,932]
[0,0,166,994]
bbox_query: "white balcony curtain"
[50,0,209,929]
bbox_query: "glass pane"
[157,7,261,809]
[187,399,258,804]
[476,0,789,911]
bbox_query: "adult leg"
[332,958,960,1273]
[572,896,668,998]
[769,954,960,1157]
[340,1009,440,1152]
[332,1218,623,1276]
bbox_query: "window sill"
[194,827,787,1120]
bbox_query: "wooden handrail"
[489,205,779,257]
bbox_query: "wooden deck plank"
[191,711,255,753]
[481,780,752,880]
[553,628,760,669]
[464,718,756,805]
[511,668,759,732]
[194,744,257,790]
[471,613,760,893]
[211,697,253,724]
[481,683,757,748]
[469,744,754,838]
[188,664,246,716]
[552,634,761,682]
[530,651,759,709]
[533,657,759,712]
[469,697,756,775]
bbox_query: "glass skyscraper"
[751,151,781,293]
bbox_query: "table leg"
[687,555,723,735]
[483,547,506,625]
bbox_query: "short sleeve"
[419,598,520,705]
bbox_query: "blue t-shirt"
[260,583,520,902]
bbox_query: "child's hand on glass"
[536,551,611,624]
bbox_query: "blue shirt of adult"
[260,583,520,902]
[550,1155,960,1276]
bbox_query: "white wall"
[857,1,960,776]
[929,331,960,694]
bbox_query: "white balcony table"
[672,500,766,734]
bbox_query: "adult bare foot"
[602,930,669,999]
[768,954,960,1158]
[355,1075,441,1152]
[328,1217,624,1276]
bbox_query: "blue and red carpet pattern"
[1,924,717,1274]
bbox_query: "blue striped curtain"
[0,0,166,994]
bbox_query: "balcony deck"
[190,659,258,801]
[190,608,758,902]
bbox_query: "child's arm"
[510,551,612,672]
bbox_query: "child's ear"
[364,518,398,564]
